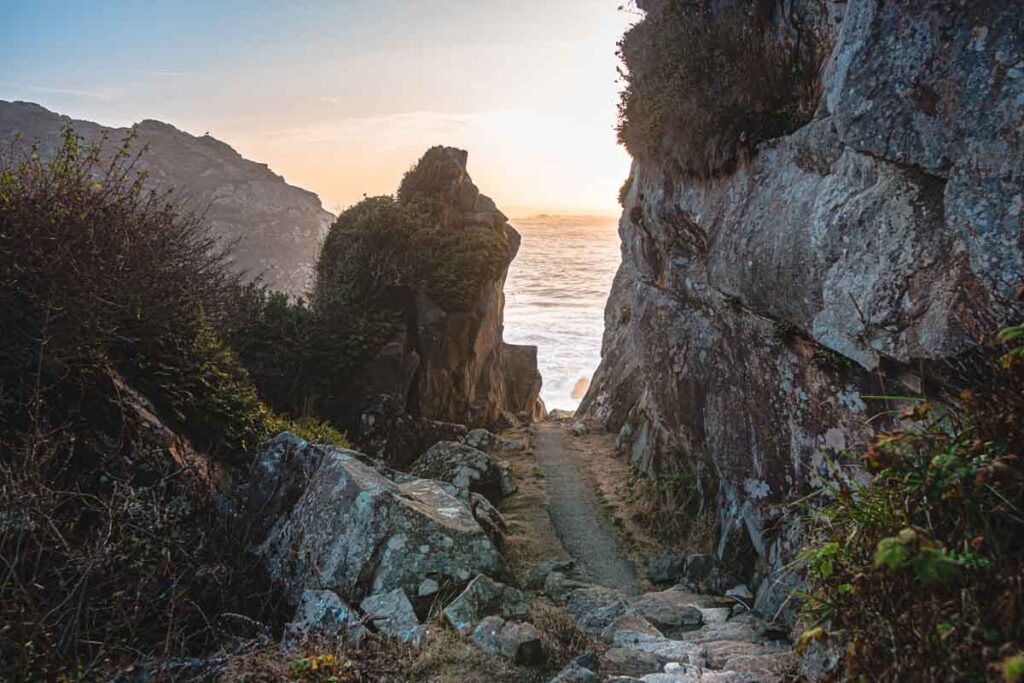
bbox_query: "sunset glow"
[1,0,634,214]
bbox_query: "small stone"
[570,421,589,436]
[725,584,754,602]
[418,578,440,597]
[548,661,600,683]
[472,617,545,666]
[284,589,368,647]
[525,559,576,589]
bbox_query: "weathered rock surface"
[336,148,544,432]
[629,591,704,635]
[442,574,529,635]
[581,0,1024,621]
[284,589,369,647]
[355,394,467,469]
[463,428,525,453]
[471,616,545,665]
[360,588,422,645]
[247,434,510,607]
[0,100,332,297]
[410,441,508,502]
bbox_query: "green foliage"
[317,192,510,312]
[269,414,349,448]
[798,325,1024,680]
[616,1,822,178]
[618,175,633,207]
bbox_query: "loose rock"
[442,574,529,635]
[360,588,421,645]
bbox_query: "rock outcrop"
[582,0,1023,620]
[340,147,544,433]
[0,100,333,296]
[242,434,511,610]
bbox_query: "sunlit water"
[504,214,622,412]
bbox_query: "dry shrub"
[617,0,823,178]
[0,131,291,678]
[628,453,719,552]
[527,602,602,668]
[405,628,541,683]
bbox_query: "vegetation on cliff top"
[799,323,1024,680]
[616,0,822,178]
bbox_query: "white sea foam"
[504,214,621,412]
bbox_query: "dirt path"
[531,422,640,594]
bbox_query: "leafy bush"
[316,192,510,313]
[798,323,1024,680]
[617,1,822,178]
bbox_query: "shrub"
[798,323,1024,680]
[0,130,302,678]
[316,192,510,313]
[616,1,822,178]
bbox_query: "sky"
[0,0,636,215]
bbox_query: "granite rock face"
[582,0,1023,620]
[0,100,332,297]
[342,148,544,432]
[247,434,511,607]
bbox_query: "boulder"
[525,559,576,589]
[600,613,664,642]
[646,554,688,586]
[251,435,510,605]
[469,492,508,547]
[610,630,706,669]
[565,586,637,636]
[570,421,589,436]
[442,575,529,635]
[603,647,662,677]
[410,441,507,503]
[629,591,704,635]
[549,661,600,683]
[543,572,593,603]
[463,428,525,453]
[471,616,545,666]
[360,588,422,645]
[284,589,369,647]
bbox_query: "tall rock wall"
[582,0,1023,618]
[339,148,544,432]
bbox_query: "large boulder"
[360,588,422,645]
[409,441,507,503]
[249,434,511,606]
[471,616,545,666]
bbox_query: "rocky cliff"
[0,100,332,296]
[317,147,544,450]
[582,0,1023,618]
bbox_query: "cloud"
[320,96,340,104]
[151,70,186,78]
[16,84,117,100]
[261,110,480,150]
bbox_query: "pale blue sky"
[1,0,634,213]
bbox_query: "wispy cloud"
[151,70,186,78]
[320,96,340,104]
[10,83,118,100]
[261,110,483,150]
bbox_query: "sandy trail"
[531,421,639,594]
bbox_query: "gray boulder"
[252,435,510,605]
[410,441,508,503]
[525,559,576,589]
[284,589,369,647]
[629,591,704,635]
[471,616,545,666]
[463,428,525,453]
[361,588,422,645]
[565,586,638,636]
[549,661,600,683]
[603,647,662,677]
[442,574,529,635]
[646,554,688,586]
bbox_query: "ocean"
[504,214,622,412]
